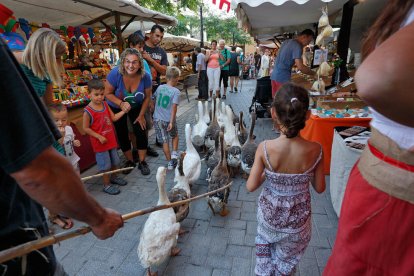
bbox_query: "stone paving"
[54,79,338,275]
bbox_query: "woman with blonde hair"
[19,28,65,105]
[324,1,414,274]
[105,48,152,175]
[18,28,74,229]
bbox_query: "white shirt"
[63,126,80,167]
[370,5,414,150]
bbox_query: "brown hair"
[361,0,414,59]
[88,78,105,92]
[272,83,309,138]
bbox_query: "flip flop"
[49,214,74,229]
[103,185,120,195]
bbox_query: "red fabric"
[368,143,414,172]
[324,163,414,276]
[84,101,118,153]
[271,80,283,98]
[300,115,371,174]
[71,122,96,172]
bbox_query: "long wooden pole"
[80,167,134,181]
[0,182,232,264]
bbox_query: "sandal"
[49,214,74,229]
[103,185,120,195]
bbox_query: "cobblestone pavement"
[54,79,338,275]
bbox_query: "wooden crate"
[316,96,366,109]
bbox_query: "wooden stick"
[81,167,134,181]
[0,182,232,264]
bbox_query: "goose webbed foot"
[171,247,181,256]
[208,201,216,216]
[146,267,158,276]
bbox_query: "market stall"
[2,0,176,171]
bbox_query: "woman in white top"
[325,1,414,275]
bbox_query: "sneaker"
[103,185,120,195]
[147,146,159,157]
[110,176,128,186]
[167,159,178,170]
[122,160,136,174]
[234,87,238,92]
[138,161,150,175]
[229,90,233,93]
[222,95,226,99]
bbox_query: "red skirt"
[324,163,414,275]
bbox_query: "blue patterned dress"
[255,141,322,275]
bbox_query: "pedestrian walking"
[205,40,221,101]
[218,39,231,99]
[229,46,241,93]
[258,49,270,78]
[246,83,325,275]
[195,47,208,100]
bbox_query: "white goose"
[238,111,248,145]
[224,106,237,147]
[168,153,191,223]
[241,112,258,175]
[138,167,180,276]
[191,101,208,147]
[203,101,210,125]
[177,124,201,184]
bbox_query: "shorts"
[95,148,121,171]
[154,120,177,144]
[229,67,239,77]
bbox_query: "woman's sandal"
[48,214,74,230]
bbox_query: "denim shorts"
[154,120,177,144]
[95,148,120,171]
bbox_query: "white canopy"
[3,0,177,27]
[161,33,207,52]
[232,0,386,36]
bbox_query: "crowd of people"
[1,0,413,275]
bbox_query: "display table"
[300,114,371,174]
[330,128,366,216]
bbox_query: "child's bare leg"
[163,142,171,161]
[103,171,111,188]
[172,136,179,154]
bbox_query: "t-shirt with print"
[0,38,59,275]
[219,48,231,70]
[106,66,152,109]
[153,84,180,122]
[271,39,303,83]
[63,125,80,167]
[144,44,168,87]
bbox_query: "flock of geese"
[138,96,258,276]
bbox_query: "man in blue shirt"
[270,29,316,97]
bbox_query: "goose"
[216,101,226,128]
[138,167,180,276]
[168,153,190,224]
[204,96,220,149]
[223,107,237,147]
[241,112,258,175]
[177,124,201,184]
[191,101,208,147]
[238,111,248,145]
[207,131,231,216]
[227,104,239,126]
[205,127,222,180]
[203,101,210,125]
[227,123,242,169]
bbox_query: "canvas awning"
[2,0,177,28]
[160,33,210,52]
[232,0,386,37]
[232,0,348,36]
